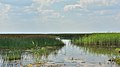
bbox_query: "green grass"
[31,45,63,62]
[1,50,21,61]
[73,33,120,46]
[0,35,64,49]
[0,35,64,61]
[115,58,120,65]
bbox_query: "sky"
[0,0,120,33]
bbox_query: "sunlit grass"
[73,33,120,46]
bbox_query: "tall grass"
[73,33,120,46]
[0,35,64,49]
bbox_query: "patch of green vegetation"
[31,45,63,63]
[0,35,64,62]
[0,45,64,61]
[115,58,120,65]
[32,46,63,56]
[72,33,120,65]
[0,36,64,49]
[73,33,120,46]
[1,50,21,61]
[115,48,120,51]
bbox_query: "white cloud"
[32,0,61,9]
[64,4,82,11]
[64,0,119,11]
[37,9,54,14]
[78,0,118,7]
[35,9,60,17]
[38,9,63,19]
[23,0,64,20]
[0,4,11,17]
[0,3,11,23]
[24,0,62,13]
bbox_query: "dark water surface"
[0,39,119,67]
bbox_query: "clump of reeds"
[73,33,120,46]
[2,50,21,61]
[0,36,64,49]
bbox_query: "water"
[0,39,120,67]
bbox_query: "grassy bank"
[0,35,64,49]
[73,33,120,65]
[73,33,120,46]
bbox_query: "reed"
[73,33,120,46]
[0,36,64,49]
[1,50,21,61]
[1,45,64,61]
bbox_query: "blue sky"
[0,0,120,33]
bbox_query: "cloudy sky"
[0,0,120,33]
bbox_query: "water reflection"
[0,45,64,67]
[0,39,119,67]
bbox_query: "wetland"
[0,34,119,67]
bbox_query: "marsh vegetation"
[0,34,119,67]
[73,33,120,46]
[72,33,120,65]
[0,34,64,49]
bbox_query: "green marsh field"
[0,33,119,67]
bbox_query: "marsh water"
[0,39,120,67]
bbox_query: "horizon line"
[0,32,119,34]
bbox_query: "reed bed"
[0,35,64,61]
[0,50,21,61]
[0,35,64,49]
[73,33,120,46]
